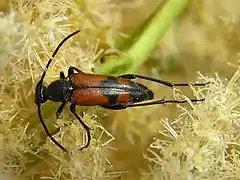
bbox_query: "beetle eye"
[35,84,47,105]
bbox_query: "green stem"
[96,0,188,75]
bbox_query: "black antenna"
[35,30,81,152]
[39,30,81,84]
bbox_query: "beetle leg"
[119,74,209,87]
[56,101,67,119]
[100,51,119,63]
[101,98,204,109]
[125,98,205,108]
[68,66,84,75]
[70,104,91,150]
[101,104,126,110]
[118,74,135,79]
[60,71,65,79]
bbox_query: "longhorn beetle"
[35,30,208,152]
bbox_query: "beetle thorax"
[44,79,73,102]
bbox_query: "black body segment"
[44,80,73,102]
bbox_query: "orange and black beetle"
[35,30,208,152]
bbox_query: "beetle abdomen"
[70,88,130,105]
[70,73,154,106]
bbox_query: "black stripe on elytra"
[99,76,119,105]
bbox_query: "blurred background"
[0,0,239,179]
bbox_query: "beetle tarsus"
[70,104,91,150]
